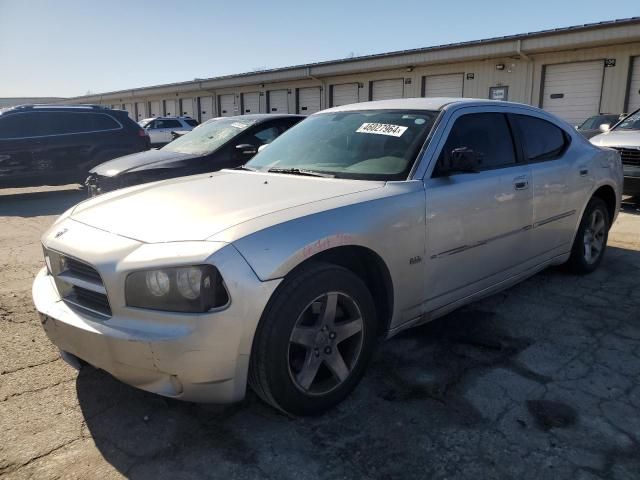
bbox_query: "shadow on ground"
[0,186,85,217]
[77,246,640,479]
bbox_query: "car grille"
[44,248,112,318]
[612,147,640,167]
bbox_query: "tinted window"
[157,119,182,129]
[436,113,516,173]
[0,113,44,138]
[513,115,567,162]
[185,119,199,127]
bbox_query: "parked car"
[0,105,150,188]
[590,108,640,196]
[138,116,199,146]
[86,114,303,196]
[575,113,624,139]
[33,98,622,415]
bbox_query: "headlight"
[125,265,228,313]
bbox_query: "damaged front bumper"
[32,224,281,403]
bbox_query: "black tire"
[567,197,610,274]
[248,262,378,415]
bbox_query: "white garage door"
[164,99,177,116]
[332,83,359,107]
[541,61,604,125]
[135,102,147,120]
[627,56,640,113]
[371,79,404,101]
[123,103,134,118]
[242,92,260,114]
[199,96,214,122]
[218,94,236,117]
[150,101,161,117]
[298,87,321,115]
[181,98,195,118]
[268,90,288,113]
[423,73,464,98]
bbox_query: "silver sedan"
[33,98,623,415]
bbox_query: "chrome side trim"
[431,210,575,259]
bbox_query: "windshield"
[614,109,640,131]
[579,115,619,130]
[246,110,439,180]
[161,117,256,155]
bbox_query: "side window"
[435,113,516,174]
[513,115,567,162]
[0,113,43,139]
[161,119,183,129]
[87,113,120,131]
[252,125,280,145]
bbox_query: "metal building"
[64,18,640,126]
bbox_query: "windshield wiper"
[267,167,334,178]
[233,165,258,172]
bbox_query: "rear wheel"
[248,263,377,415]
[567,197,610,274]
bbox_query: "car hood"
[590,129,640,148]
[90,149,198,176]
[69,170,384,243]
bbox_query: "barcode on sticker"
[356,123,408,137]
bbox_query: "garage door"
[218,94,236,117]
[181,98,195,118]
[135,102,147,120]
[123,103,134,119]
[268,90,288,113]
[199,96,214,122]
[627,56,640,113]
[371,79,404,101]
[423,73,464,98]
[331,83,359,107]
[150,101,161,117]
[164,99,177,116]
[242,92,260,114]
[298,87,321,115]
[541,61,604,125]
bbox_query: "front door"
[423,110,533,311]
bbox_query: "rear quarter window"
[513,115,569,162]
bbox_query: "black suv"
[0,105,150,188]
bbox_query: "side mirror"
[235,144,257,156]
[598,123,611,133]
[446,147,480,174]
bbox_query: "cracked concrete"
[1,185,639,480]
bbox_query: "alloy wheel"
[287,292,364,395]
[583,209,606,264]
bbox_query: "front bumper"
[623,165,640,196]
[32,224,281,403]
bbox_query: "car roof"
[1,104,119,115]
[321,97,528,113]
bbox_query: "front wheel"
[567,197,610,274]
[248,263,378,415]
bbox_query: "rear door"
[423,109,533,310]
[511,113,579,259]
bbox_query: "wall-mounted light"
[496,63,505,71]
[406,66,414,72]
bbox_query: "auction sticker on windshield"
[231,122,249,129]
[356,123,408,137]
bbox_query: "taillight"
[138,128,148,137]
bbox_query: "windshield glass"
[579,115,619,130]
[614,109,640,131]
[161,117,256,155]
[246,110,439,180]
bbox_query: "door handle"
[579,168,589,176]
[513,176,529,190]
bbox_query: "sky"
[0,0,638,98]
